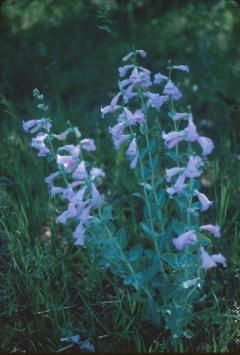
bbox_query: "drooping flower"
[184,155,204,178]
[200,247,217,269]
[73,222,85,246]
[122,49,146,62]
[162,130,184,149]
[101,92,121,117]
[115,134,131,150]
[200,224,221,238]
[57,203,77,225]
[171,112,190,121]
[109,122,126,141]
[90,167,106,179]
[58,144,80,159]
[57,154,78,173]
[163,80,182,101]
[197,136,214,156]
[165,167,183,182]
[31,132,50,157]
[195,190,213,211]
[118,64,134,77]
[22,118,52,134]
[80,138,96,152]
[53,129,71,141]
[211,253,227,267]
[123,108,145,125]
[45,172,60,186]
[172,65,190,72]
[172,173,186,193]
[126,138,138,169]
[172,230,197,250]
[154,72,168,84]
[145,93,168,111]
[72,161,88,180]
[183,120,199,142]
[91,183,104,208]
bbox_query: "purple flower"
[163,80,182,101]
[200,224,221,238]
[101,93,121,117]
[197,136,214,156]
[53,129,71,141]
[171,112,190,121]
[73,222,85,246]
[113,134,130,150]
[45,172,60,186]
[184,156,203,178]
[166,167,183,182]
[183,120,199,142]
[57,203,77,224]
[122,49,146,62]
[57,155,78,173]
[172,173,186,193]
[91,183,104,208]
[123,108,145,125]
[211,253,227,267]
[80,205,91,224]
[154,73,168,85]
[31,133,50,157]
[162,130,184,148]
[90,167,105,179]
[80,138,96,152]
[146,93,168,111]
[72,161,88,180]
[118,64,134,77]
[172,65,190,72]
[172,230,197,250]
[109,122,126,140]
[50,186,66,198]
[58,144,80,159]
[126,138,138,169]
[22,118,52,133]
[22,119,39,133]
[200,247,217,269]
[195,190,213,211]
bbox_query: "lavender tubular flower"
[146,93,168,111]
[200,224,221,238]
[162,130,184,148]
[200,247,217,269]
[184,156,203,178]
[126,138,138,169]
[80,138,96,152]
[154,72,168,84]
[195,190,213,211]
[118,64,134,77]
[197,136,214,156]
[72,161,88,180]
[172,230,198,250]
[166,167,183,182]
[172,65,190,72]
[101,93,121,117]
[163,80,182,101]
[31,133,50,157]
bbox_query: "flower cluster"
[23,91,105,246]
[101,49,226,272]
[162,86,226,270]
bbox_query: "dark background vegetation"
[0,0,240,352]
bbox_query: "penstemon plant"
[23,51,226,350]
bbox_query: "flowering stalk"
[23,89,105,247]
[102,50,226,346]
